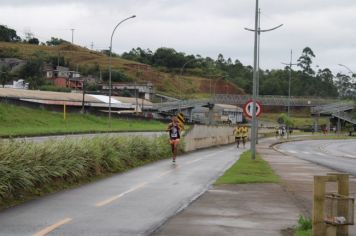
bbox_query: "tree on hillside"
[46,37,68,46]
[0,25,21,42]
[260,69,288,95]
[297,47,315,75]
[0,65,12,87]
[122,47,153,64]
[19,59,44,89]
[101,69,132,82]
[28,38,40,45]
[316,68,338,97]
[335,73,355,98]
[152,47,186,69]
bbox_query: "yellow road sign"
[177,113,185,130]
[177,113,185,124]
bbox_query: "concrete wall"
[183,125,236,152]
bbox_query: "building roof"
[0,88,152,107]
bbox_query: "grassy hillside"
[0,103,166,137]
[0,42,245,98]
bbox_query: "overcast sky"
[0,0,355,75]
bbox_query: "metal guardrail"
[152,99,212,112]
[214,94,339,106]
[152,95,342,113]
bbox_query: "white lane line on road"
[33,218,72,236]
[185,158,203,165]
[204,149,230,158]
[95,182,148,207]
[302,152,310,154]
[157,169,173,178]
[288,150,297,154]
[315,152,325,156]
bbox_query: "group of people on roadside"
[167,116,250,163]
[233,124,249,149]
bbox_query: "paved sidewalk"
[154,137,356,236]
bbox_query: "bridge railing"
[213,94,338,106]
[152,99,212,112]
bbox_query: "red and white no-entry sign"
[243,99,262,118]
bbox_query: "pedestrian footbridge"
[311,102,356,125]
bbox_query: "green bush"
[0,135,180,205]
[295,215,312,236]
[39,85,71,93]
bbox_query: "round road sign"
[243,100,262,118]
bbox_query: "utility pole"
[256,8,261,144]
[90,42,94,50]
[245,1,283,160]
[81,79,86,113]
[70,28,75,44]
[282,50,298,139]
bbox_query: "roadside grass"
[0,135,183,209]
[0,103,166,137]
[294,215,312,236]
[215,150,280,185]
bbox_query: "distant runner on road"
[241,125,249,148]
[233,124,242,149]
[167,117,181,163]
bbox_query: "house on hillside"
[101,82,154,100]
[44,65,87,90]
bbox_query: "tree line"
[122,47,355,98]
[0,24,70,46]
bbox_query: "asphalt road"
[275,139,356,175]
[0,144,242,236]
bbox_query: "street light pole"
[245,2,283,160]
[108,15,136,127]
[282,50,298,139]
[338,64,354,76]
[178,59,195,112]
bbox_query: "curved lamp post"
[338,64,355,78]
[108,15,136,127]
[178,59,195,112]
[282,50,298,139]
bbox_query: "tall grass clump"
[295,215,312,236]
[0,135,182,207]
